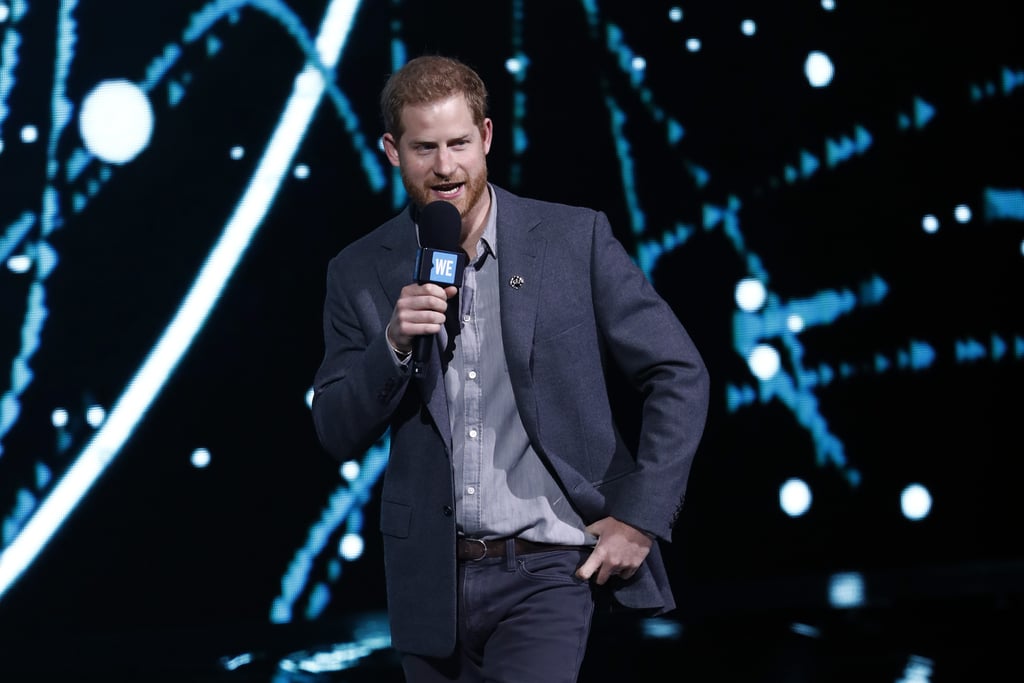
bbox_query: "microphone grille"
[418,201,462,251]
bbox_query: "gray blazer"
[312,185,709,657]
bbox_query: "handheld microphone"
[412,200,466,376]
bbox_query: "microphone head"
[418,201,462,251]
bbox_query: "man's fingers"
[393,284,456,339]
[575,555,600,581]
[576,547,622,585]
[578,518,650,584]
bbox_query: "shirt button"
[463,314,471,322]
[468,370,478,380]
[468,429,478,438]
[467,486,476,495]
[442,505,453,517]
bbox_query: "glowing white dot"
[0,4,10,22]
[305,387,315,409]
[668,7,683,22]
[85,405,106,427]
[686,38,701,52]
[822,0,837,10]
[631,56,647,73]
[748,344,781,380]
[901,483,932,520]
[293,164,310,179]
[828,572,865,608]
[779,478,812,517]
[505,56,526,74]
[953,204,971,223]
[51,408,69,428]
[79,79,154,164]
[340,460,360,482]
[7,254,31,273]
[21,125,38,143]
[735,277,767,311]
[230,146,244,160]
[339,533,364,560]
[922,214,939,233]
[0,139,4,154]
[740,19,756,36]
[805,51,835,88]
[787,314,805,333]
[192,448,212,468]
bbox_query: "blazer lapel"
[376,206,453,451]
[495,190,544,433]
[375,205,418,315]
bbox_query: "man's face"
[383,94,493,237]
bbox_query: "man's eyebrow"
[407,133,473,146]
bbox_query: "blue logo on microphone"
[430,251,459,285]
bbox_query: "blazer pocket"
[380,498,412,539]
[591,465,636,490]
[534,317,587,345]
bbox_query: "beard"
[402,165,489,221]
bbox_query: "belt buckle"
[465,537,487,562]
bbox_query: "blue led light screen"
[0,0,1021,637]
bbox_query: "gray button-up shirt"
[445,186,594,545]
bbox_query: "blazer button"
[442,505,453,517]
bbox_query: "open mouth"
[433,182,464,197]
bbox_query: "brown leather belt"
[456,537,587,562]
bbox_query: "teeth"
[435,183,461,195]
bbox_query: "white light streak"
[0,0,363,603]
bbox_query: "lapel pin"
[509,275,525,289]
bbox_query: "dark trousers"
[402,545,595,683]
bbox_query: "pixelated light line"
[386,26,408,210]
[61,0,385,213]
[572,0,862,478]
[0,0,76,462]
[0,0,29,138]
[0,212,35,266]
[507,0,527,188]
[3,0,385,455]
[984,187,1024,222]
[5,0,337,452]
[0,0,363,603]
[578,0,1023,484]
[270,435,389,623]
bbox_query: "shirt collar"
[477,183,498,262]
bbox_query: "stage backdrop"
[0,0,1021,646]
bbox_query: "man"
[312,55,709,683]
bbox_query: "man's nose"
[433,146,456,177]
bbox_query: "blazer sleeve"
[311,249,412,463]
[590,210,710,540]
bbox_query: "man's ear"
[381,133,400,167]
[481,118,493,155]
